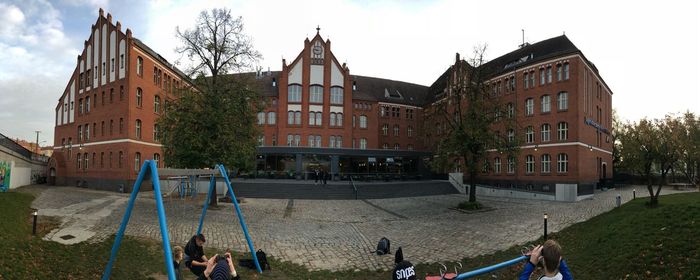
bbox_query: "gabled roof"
[132,38,190,80]
[480,35,581,78]
[350,75,428,106]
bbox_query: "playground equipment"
[425,255,529,279]
[101,161,262,280]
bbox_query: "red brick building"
[51,10,612,195]
[50,9,190,190]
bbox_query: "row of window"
[491,63,570,95]
[77,53,126,90]
[500,122,568,144]
[380,106,415,119]
[74,151,160,172]
[381,124,414,137]
[381,143,414,150]
[524,92,568,116]
[74,119,159,142]
[287,85,344,104]
[488,153,568,174]
[282,111,346,127]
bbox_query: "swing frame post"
[196,175,216,235]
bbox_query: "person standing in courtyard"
[520,240,573,280]
[185,234,209,277]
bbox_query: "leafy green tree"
[670,112,700,186]
[159,8,262,205]
[432,47,520,203]
[618,119,659,204]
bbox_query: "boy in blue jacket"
[520,240,573,280]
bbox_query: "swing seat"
[424,273,456,280]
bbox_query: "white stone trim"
[487,141,612,155]
[377,102,422,109]
[55,139,163,149]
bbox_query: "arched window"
[315,112,322,126]
[407,126,414,137]
[330,87,343,104]
[288,111,294,125]
[525,155,535,174]
[563,63,570,80]
[153,124,160,142]
[541,124,551,142]
[494,157,501,174]
[118,151,123,168]
[556,64,562,81]
[136,87,143,107]
[136,56,143,76]
[507,103,514,118]
[288,84,302,103]
[267,112,276,125]
[294,135,301,146]
[382,124,388,136]
[294,111,301,125]
[154,95,161,113]
[329,136,336,148]
[394,143,399,150]
[257,112,265,125]
[383,143,389,149]
[134,152,141,171]
[393,125,400,136]
[541,154,551,173]
[557,153,568,173]
[308,135,315,147]
[507,129,515,143]
[77,153,82,169]
[153,153,160,168]
[315,136,321,147]
[360,138,367,149]
[359,115,367,128]
[558,92,568,110]
[329,112,336,126]
[135,119,142,139]
[525,98,534,116]
[541,95,551,113]
[507,156,515,174]
[287,134,293,146]
[336,113,343,126]
[525,126,534,143]
[310,85,323,103]
[336,136,342,148]
[558,122,568,140]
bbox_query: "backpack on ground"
[376,237,391,255]
[238,249,271,271]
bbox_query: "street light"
[32,209,38,235]
[543,213,548,240]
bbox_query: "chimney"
[116,21,121,31]
[455,53,460,63]
[99,8,104,17]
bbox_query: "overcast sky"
[1,0,698,144]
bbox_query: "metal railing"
[349,176,358,200]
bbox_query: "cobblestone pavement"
[31,185,696,271]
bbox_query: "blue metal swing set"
[101,160,262,280]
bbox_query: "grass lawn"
[1,191,698,279]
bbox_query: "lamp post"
[543,213,548,240]
[32,209,38,235]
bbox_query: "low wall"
[1,144,48,190]
[476,183,592,202]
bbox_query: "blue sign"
[585,118,609,134]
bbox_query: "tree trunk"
[647,174,656,206]
[468,170,477,203]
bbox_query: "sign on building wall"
[0,161,10,192]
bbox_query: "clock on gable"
[311,41,324,64]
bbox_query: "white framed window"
[508,129,515,143]
[309,112,316,126]
[287,134,293,146]
[526,126,534,143]
[525,98,534,116]
[295,111,301,125]
[393,125,399,136]
[407,126,414,137]
[134,152,141,171]
[557,153,568,173]
[564,63,570,80]
[394,143,399,150]
[336,136,342,148]
[541,123,551,142]
[267,112,276,125]
[541,154,551,173]
[287,111,294,125]
[540,68,545,85]
[315,135,321,147]
[507,157,515,174]
[153,124,160,142]
[530,71,535,87]
[525,155,534,174]
[360,138,367,149]
[382,124,388,136]
[524,72,529,89]
[135,119,142,139]
[407,144,413,150]
[136,56,143,76]
[541,95,551,113]
[330,87,343,104]
[494,157,501,174]
[383,143,389,149]
[546,66,552,83]
[288,84,302,103]
[310,85,323,103]
[359,115,367,128]
[329,136,336,148]
[136,88,142,107]
[556,64,562,81]
[507,103,514,118]
[558,92,568,110]
[257,112,265,125]
[336,113,342,126]
[558,122,568,140]
[294,134,301,146]
[330,113,336,126]
[308,135,315,147]
[153,153,160,168]
[315,112,322,126]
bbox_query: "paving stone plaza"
[31,184,693,271]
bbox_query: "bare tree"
[432,46,519,203]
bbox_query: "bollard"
[32,210,38,235]
[543,213,548,240]
[633,189,636,199]
[616,194,621,208]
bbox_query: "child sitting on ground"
[520,240,573,280]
